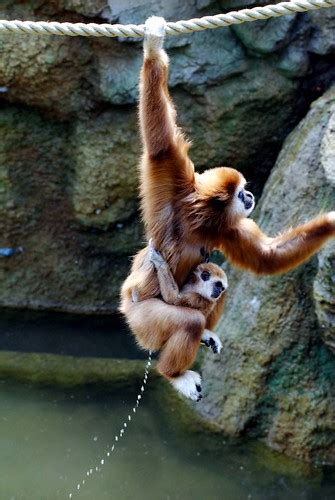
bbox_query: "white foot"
[144,16,167,56]
[170,370,202,402]
[201,330,222,354]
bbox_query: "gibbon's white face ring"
[232,181,255,218]
[196,270,228,301]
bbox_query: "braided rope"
[0,0,334,38]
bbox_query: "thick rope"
[0,0,334,38]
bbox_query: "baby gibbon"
[120,17,335,400]
[131,242,227,400]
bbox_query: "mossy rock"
[198,88,335,465]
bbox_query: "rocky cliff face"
[198,88,335,465]
[1,0,334,312]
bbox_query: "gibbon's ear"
[210,196,229,210]
[196,167,244,202]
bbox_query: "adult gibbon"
[120,17,335,400]
[130,242,227,401]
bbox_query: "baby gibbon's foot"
[170,370,202,402]
[144,16,167,55]
[201,330,222,354]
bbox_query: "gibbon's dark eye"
[238,190,245,202]
[201,271,211,281]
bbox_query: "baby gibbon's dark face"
[192,263,228,301]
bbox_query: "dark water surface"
[0,310,334,499]
[0,309,145,359]
[0,380,334,500]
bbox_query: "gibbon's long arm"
[139,17,194,184]
[153,257,181,305]
[151,248,203,308]
[220,213,335,275]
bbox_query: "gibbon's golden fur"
[120,17,335,398]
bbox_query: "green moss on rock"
[198,88,335,465]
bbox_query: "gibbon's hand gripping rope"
[68,351,152,499]
[0,0,334,38]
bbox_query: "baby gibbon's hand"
[148,239,166,268]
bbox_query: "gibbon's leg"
[156,309,205,377]
[124,297,205,353]
[200,329,223,354]
[157,321,205,402]
[220,213,335,275]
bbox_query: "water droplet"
[101,459,104,465]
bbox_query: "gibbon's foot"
[201,330,222,354]
[144,16,167,55]
[170,370,203,402]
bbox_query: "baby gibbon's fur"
[120,17,335,387]
[129,244,227,379]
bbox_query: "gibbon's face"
[191,263,228,301]
[231,179,255,218]
[196,167,255,221]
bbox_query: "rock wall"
[198,88,335,465]
[0,0,334,312]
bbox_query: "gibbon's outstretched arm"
[220,213,335,275]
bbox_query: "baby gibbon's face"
[190,263,228,301]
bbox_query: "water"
[0,310,334,499]
[0,379,334,500]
